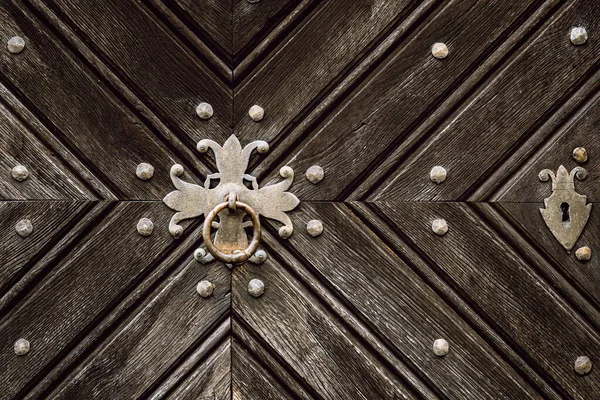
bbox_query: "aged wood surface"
[0,0,598,398]
[272,202,541,399]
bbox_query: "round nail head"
[15,219,33,237]
[196,280,215,297]
[279,226,292,239]
[432,219,448,236]
[574,356,592,375]
[306,220,323,237]
[249,249,268,264]
[306,165,324,184]
[196,102,213,119]
[14,338,30,355]
[572,147,588,163]
[248,105,264,121]
[11,165,29,182]
[431,42,448,59]
[430,166,447,184]
[136,163,155,180]
[433,338,449,356]
[575,246,592,262]
[570,27,588,45]
[7,36,25,54]
[248,278,265,297]
[137,218,154,236]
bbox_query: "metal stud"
[306,165,324,184]
[248,105,264,121]
[248,278,265,297]
[306,219,323,237]
[136,163,155,181]
[574,356,592,375]
[429,166,447,184]
[432,338,449,356]
[431,43,448,59]
[7,36,25,54]
[136,218,154,236]
[196,280,214,297]
[196,102,213,120]
[249,249,268,264]
[572,147,588,163]
[432,219,448,236]
[570,27,588,45]
[11,165,29,182]
[15,219,33,237]
[575,246,592,262]
[14,338,30,356]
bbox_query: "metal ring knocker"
[202,197,261,264]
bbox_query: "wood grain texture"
[374,201,600,398]
[260,0,546,201]
[54,252,230,399]
[371,0,600,201]
[232,254,418,400]
[0,201,87,297]
[233,0,301,59]
[232,340,295,400]
[0,202,184,400]
[494,82,600,202]
[0,100,91,199]
[234,0,417,144]
[494,202,600,316]
[277,202,539,399]
[168,339,231,400]
[48,0,232,145]
[1,1,201,199]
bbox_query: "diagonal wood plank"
[273,202,540,399]
[257,0,550,202]
[371,0,600,201]
[46,0,232,145]
[232,253,419,400]
[53,248,230,399]
[374,201,600,398]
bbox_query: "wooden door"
[1,0,598,399]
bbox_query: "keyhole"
[560,202,570,222]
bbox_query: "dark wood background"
[0,0,598,399]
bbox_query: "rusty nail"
[432,219,448,236]
[570,27,588,45]
[431,43,448,59]
[572,147,588,163]
[574,356,592,375]
[575,246,592,262]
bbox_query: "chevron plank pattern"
[0,0,598,398]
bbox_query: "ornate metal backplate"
[539,165,592,251]
[163,135,299,262]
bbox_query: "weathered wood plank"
[0,101,91,199]
[167,340,231,400]
[48,0,232,144]
[54,250,230,399]
[1,1,202,199]
[232,340,294,400]
[494,84,600,202]
[277,202,539,399]
[492,202,600,316]
[233,256,418,400]
[374,201,600,398]
[168,0,234,62]
[371,0,600,201]
[0,201,88,296]
[0,202,187,400]
[234,0,418,144]
[233,0,301,59]
[259,0,547,201]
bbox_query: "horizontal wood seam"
[350,201,564,400]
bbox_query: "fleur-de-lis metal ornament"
[539,165,592,251]
[163,135,299,264]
